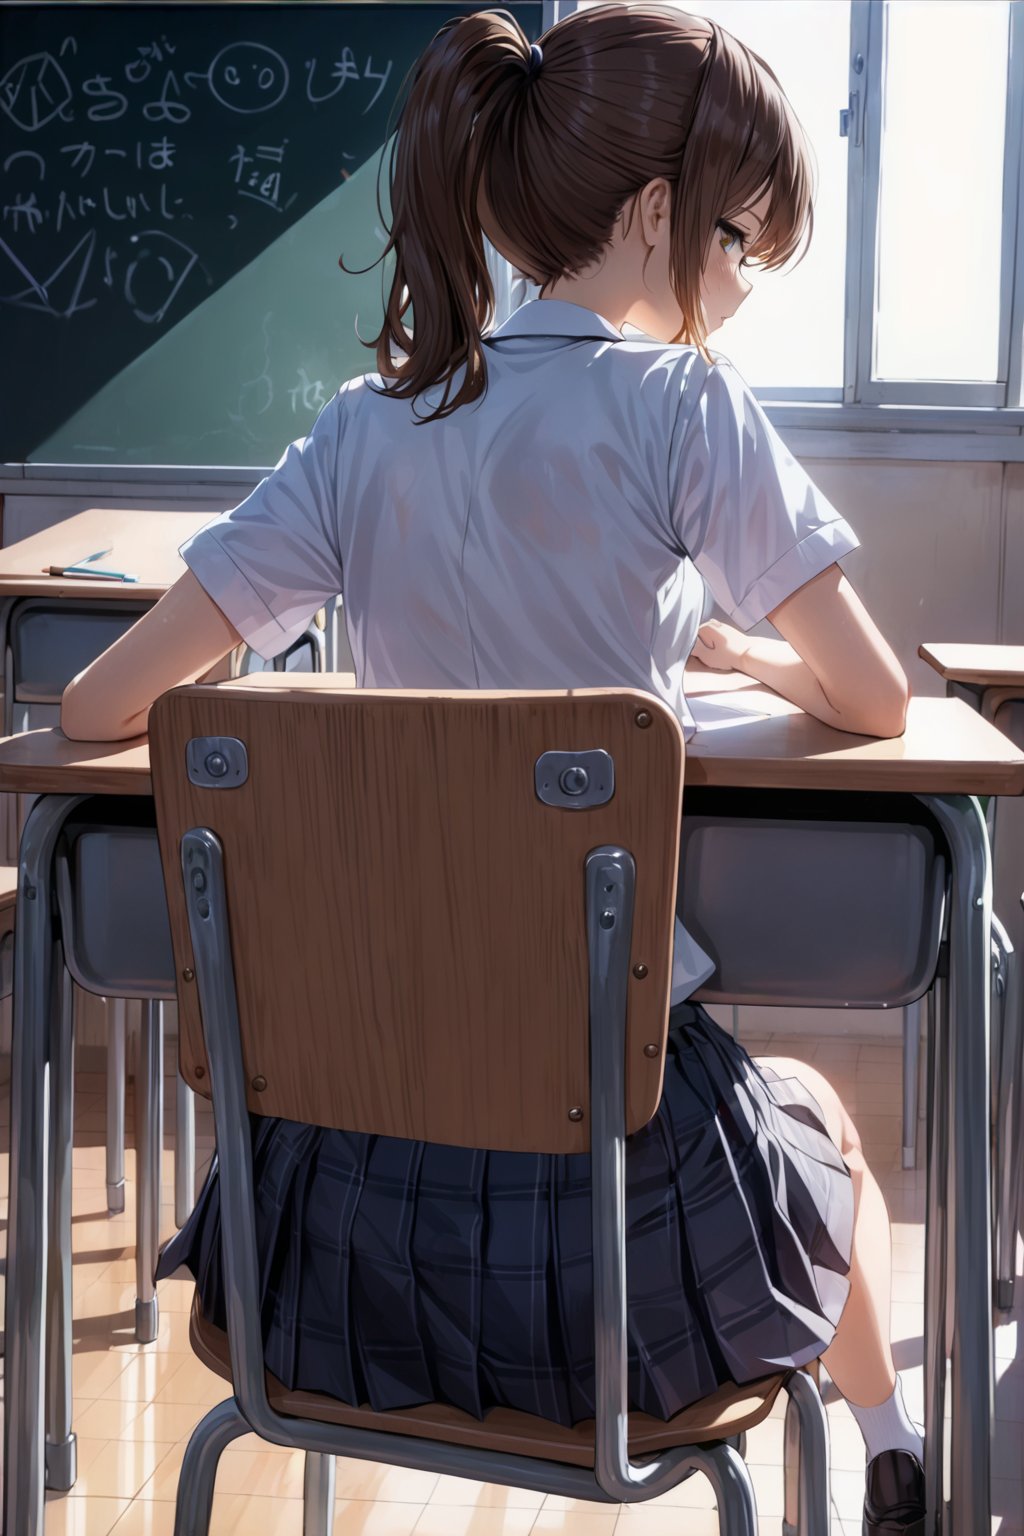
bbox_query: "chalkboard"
[0,2,542,466]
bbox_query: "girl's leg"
[754,1055,898,1409]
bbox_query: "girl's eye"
[716,221,747,258]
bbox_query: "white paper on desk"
[688,696,774,732]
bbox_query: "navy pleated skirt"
[158,1001,853,1426]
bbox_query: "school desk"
[0,506,327,1249]
[0,506,219,855]
[0,506,221,1308]
[1,676,1021,1536]
[919,643,1024,1318]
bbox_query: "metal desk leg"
[992,918,1020,1313]
[134,1000,163,1344]
[175,1066,196,1229]
[324,595,340,672]
[918,794,993,1536]
[45,951,76,1492]
[106,998,126,1214]
[902,997,922,1170]
[3,792,87,1536]
[923,974,948,1536]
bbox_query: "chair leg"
[44,957,76,1492]
[106,998,126,1214]
[174,1004,197,1229]
[302,1452,336,1536]
[134,1000,163,1344]
[691,1442,757,1536]
[173,1397,249,1536]
[782,1368,831,1536]
[902,999,922,1170]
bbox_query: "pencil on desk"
[47,566,139,582]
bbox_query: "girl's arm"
[60,571,242,743]
[694,564,910,739]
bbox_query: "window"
[874,1,1009,384]
[854,0,1018,404]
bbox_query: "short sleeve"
[669,360,860,629]
[180,391,346,659]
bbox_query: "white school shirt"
[180,298,860,1004]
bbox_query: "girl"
[61,8,923,1532]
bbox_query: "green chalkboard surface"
[0,2,542,465]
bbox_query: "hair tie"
[527,42,544,80]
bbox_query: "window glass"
[874,0,1009,382]
[578,0,850,390]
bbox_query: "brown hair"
[356,3,814,423]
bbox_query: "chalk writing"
[4,149,46,180]
[0,52,74,131]
[124,228,204,322]
[125,36,177,84]
[228,312,276,439]
[206,42,289,113]
[0,227,97,316]
[305,51,393,112]
[55,189,97,233]
[230,140,293,213]
[1,23,398,338]
[288,366,327,413]
[142,71,190,124]
[3,190,44,234]
[82,74,129,123]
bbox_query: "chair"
[149,681,832,1536]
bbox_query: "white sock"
[847,1375,924,1465]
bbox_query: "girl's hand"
[692,619,751,673]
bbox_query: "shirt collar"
[487,298,625,343]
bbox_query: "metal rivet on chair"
[643,1043,660,1058]
[204,751,229,779]
[182,967,195,983]
[600,909,615,929]
[634,709,652,728]
[632,962,648,979]
[568,1106,584,1122]
[251,1074,267,1092]
[558,765,589,796]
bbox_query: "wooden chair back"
[149,683,684,1154]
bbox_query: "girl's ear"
[636,178,672,248]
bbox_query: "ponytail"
[359,10,537,423]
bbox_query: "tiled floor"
[0,1026,1022,1535]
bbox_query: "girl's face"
[699,189,770,337]
[622,182,770,345]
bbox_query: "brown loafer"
[863,1450,926,1536]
